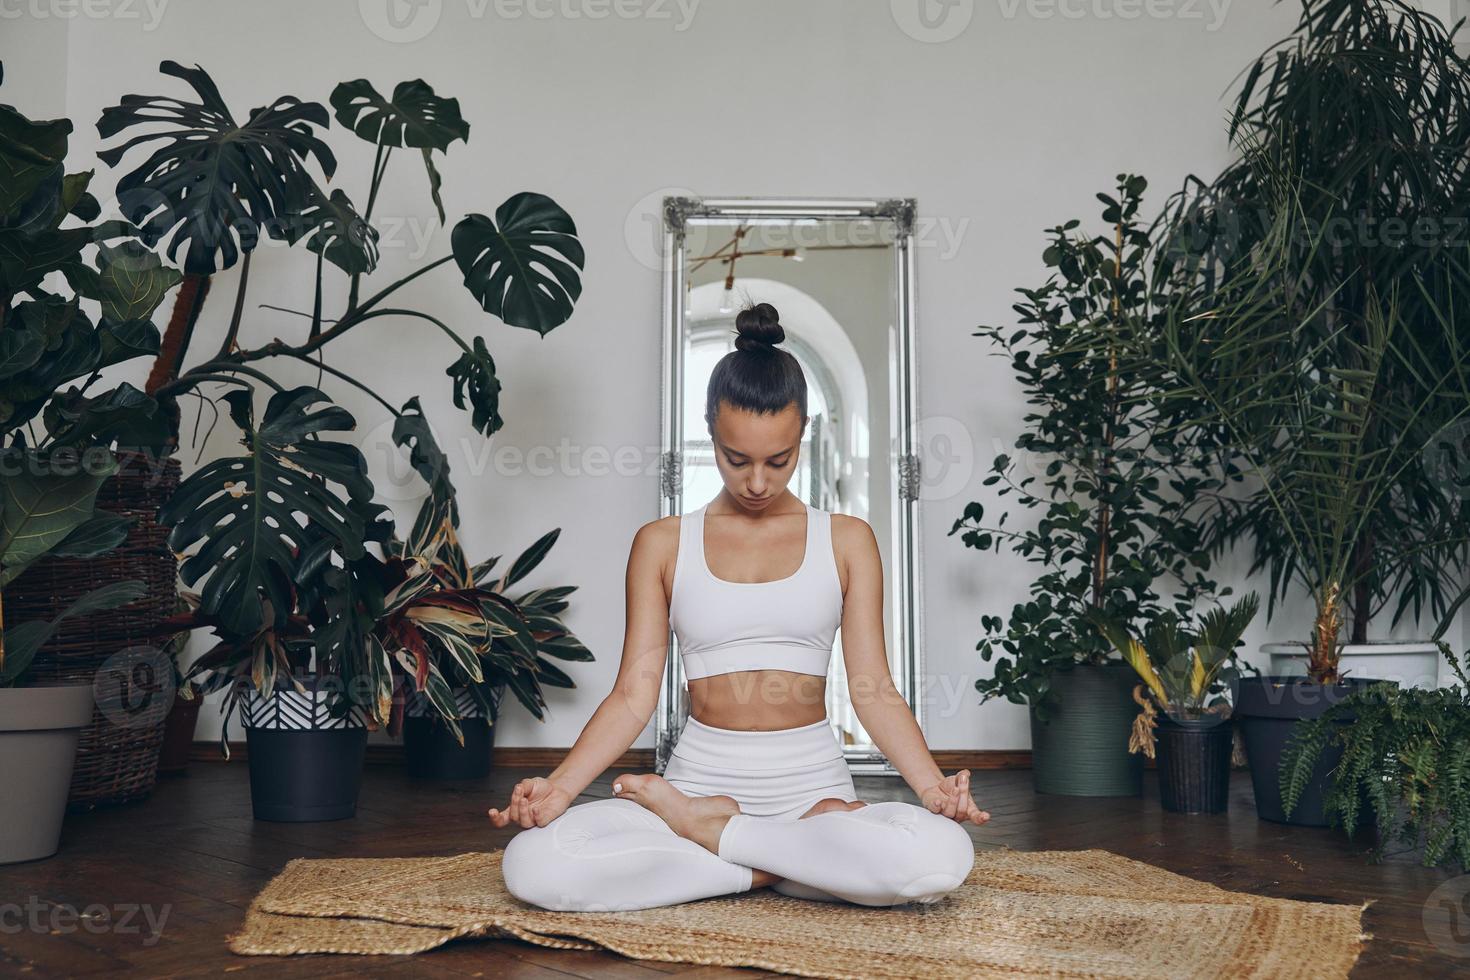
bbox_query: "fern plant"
[1279,645,1470,868]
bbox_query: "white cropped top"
[669,500,843,681]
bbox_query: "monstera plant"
[99,62,587,733]
[98,60,584,450]
[160,385,393,756]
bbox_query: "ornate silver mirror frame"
[655,195,922,776]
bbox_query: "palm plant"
[1088,592,1260,725]
[1153,0,1470,660]
[1145,139,1470,684]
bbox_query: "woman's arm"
[836,515,988,824]
[542,517,676,800]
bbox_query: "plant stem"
[280,352,400,416]
[147,273,212,396]
[217,252,252,359]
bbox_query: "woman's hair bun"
[734,302,784,353]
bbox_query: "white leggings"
[501,716,975,912]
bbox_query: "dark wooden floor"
[0,759,1464,978]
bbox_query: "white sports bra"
[669,500,843,681]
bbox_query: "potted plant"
[1144,138,1470,829]
[954,175,1225,797]
[161,385,395,821]
[95,63,587,686]
[0,450,146,862]
[1088,594,1260,814]
[1280,645,1470,869]
[0,61,186,808]
[1135,1,1470,825]
[378,495,591,780]
[1154,0,1470,692]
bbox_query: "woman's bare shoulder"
[829,512,878,568]
[830,512,876,544]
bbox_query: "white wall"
[4,0,1463,751]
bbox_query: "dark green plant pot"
[1234,675,1390,826]
[1030,662,1143,797]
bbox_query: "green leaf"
[70,240,182,322]
[0,449,116,587]
[49,512,132,558]
[158,386,387,635]
[445,335,503,437]
[284,187,378,275]
[1,579,145,684]
[329,78,468,223]
[0,102,69,224]
[450,192,584,335]
[97,60,336,274]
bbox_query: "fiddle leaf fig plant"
[0,61,171,686]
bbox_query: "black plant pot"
[1030,661,1143,797]
[400,686,503,781]
[240,683,368,822]
[1155,717,1233,814]
[403,716,496,780]
[1234,675,1388,826]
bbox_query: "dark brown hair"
[704,302,808,429]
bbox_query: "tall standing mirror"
[656,196,922,775]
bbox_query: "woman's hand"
[487,776,574,829]
[919,769,991,825]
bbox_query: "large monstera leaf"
[97,60,339,275]
[450,192,584,335]
[330,78,469,223]
[159,386,390,637]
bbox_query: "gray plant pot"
[0,683,95,864]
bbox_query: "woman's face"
[709,400,806,511]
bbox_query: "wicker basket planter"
[6,450,181,809]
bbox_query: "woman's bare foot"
[612,773,739,853]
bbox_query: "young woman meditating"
[489,302,988,912]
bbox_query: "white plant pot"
[1262,640,1442,689]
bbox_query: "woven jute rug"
[230,847,1369,978]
